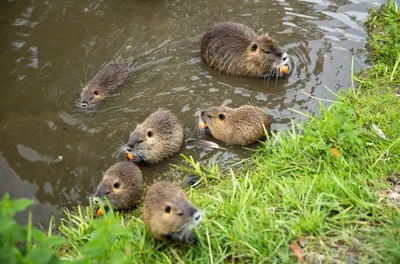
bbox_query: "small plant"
[0,193,66,264]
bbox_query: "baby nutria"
[143,181,202,243]
[80,60,131,108]
[94,161,143,210]
[199,105,270,145]
[201,22,290,78]
[125,109,184,164]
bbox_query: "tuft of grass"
[46,0,400,263]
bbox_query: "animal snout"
[282,53,289,63]
[192,210,202,224]
[95,186,111,197]
[126,143,134,152]
[81,101,88,108]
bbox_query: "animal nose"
[193,210,202,223]
[200,111,205,117]
[127,144,134,152]
[282,53,288,62]
[81,101,88,108]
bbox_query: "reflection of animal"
[143,181,202,243]
[80,61,130,108]
[126,109,184,164]
[94,162,142,210]
[201,22,290,78]
[199,105,270,145]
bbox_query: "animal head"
[244,35,290,78]
[125,110,183,164]
[80,84,106,108]
[154,187,202,237]
[200,106,234,140]
[94,162,142,210]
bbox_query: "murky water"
[0,0,384,226]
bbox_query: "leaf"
[330,147,342,157]
[289,244,305,262]
[43,235,67,247]
[372,124,388,140]
[25,248,54,264]
[0,219,15,233]
[0,247,17,264]
[110,251,130,264]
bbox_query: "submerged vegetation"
[1,0,399,263]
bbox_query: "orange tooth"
[97,208,104,216]
[280,66,289,74]
[127,153,134,160]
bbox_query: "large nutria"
[143,181,202,243]
[199,105,270,145]
[94,161,143,210]
[80,61,131,108]
[201,22,290,78]
[125,109,184,165]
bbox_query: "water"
[0,0,384,226]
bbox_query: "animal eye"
[113,182,120,189]
[219,114,225,120]
[94,90,99,95]
[147,130,153,138]
[251,43,258,52]
[165,205,171,213]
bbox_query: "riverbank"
[3,0,400,263]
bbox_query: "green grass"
[23,0,400,263]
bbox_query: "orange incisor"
[280,66,289,74]
[127,153,134,160]
[97,208,104,216]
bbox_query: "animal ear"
[165,205,171,213]
[250,43,258,52]
[219,113,225,120]
[147,130,153,138]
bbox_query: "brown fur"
[94,161,142,210]
[201,22,289,78]
[143,181,202,243]
[126,109,184,164]
[199,105,270,145]
[80,61,130,108]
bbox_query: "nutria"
[199,105,270,145]
[94,161,143,210]
[201,22,290,78]
[80,60,131,108]
[143,181,202,243]
[125,109,184,164]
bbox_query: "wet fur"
[94,162,143,210]
[143,181,199,242]
[126,109,184,164]
[201,22,287,78]
[80,61,130,106]
[200,105,270,145]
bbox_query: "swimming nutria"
[201,22,290,78]
[143,181,202,243]
[80,60,131,108]
[199,105,270,145]
[93,161,143,210]
[125,109,184,164]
